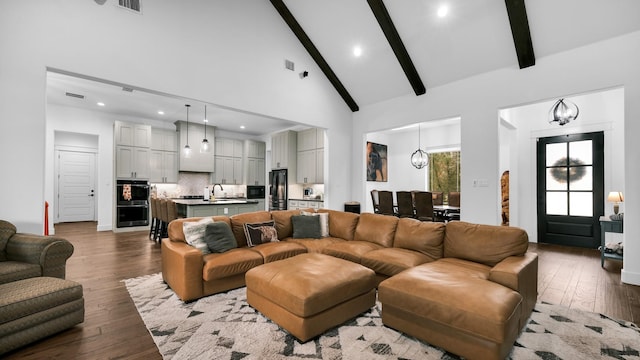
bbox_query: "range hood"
[175,120,216,172]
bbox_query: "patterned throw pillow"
[301,211,329,237]
[183,217,214,254]
[244,220,278,247]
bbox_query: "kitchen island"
[173,198,259,218]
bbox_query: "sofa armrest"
[489,252,538,326]
[161,238,204,301]
[6,234,74,279]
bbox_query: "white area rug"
[125,273,640,360]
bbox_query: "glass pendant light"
[183,104,192,158]
[200,105,210,153]
[410,124,429,169]
[549,98,579,126]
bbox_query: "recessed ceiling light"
[97,102,105,107]
[240,125,246,129]
[157,110,165,115]
[353,46,363,57]
[437,5,449,18]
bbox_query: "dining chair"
[396,191,415,218]
[370,190,380,214]
[413,191,434,221]
[377,190,395,216]
[447,192,461,221]
[432,192,443,206]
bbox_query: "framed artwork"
[366,141,388,182]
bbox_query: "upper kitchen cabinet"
[175,121,215,172]
[246,140,266,186]
[215,138,244,158]
[213,138,244,185]
[271,130,297,170]
[150,128,178,183]
[115,121,151,148]
[116,145,150,179]
[296,128,325,184]
[151,128,177,151]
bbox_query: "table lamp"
[607,191,624,214]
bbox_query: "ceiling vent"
[285,59,295,71]
[118,0,141,13]
[122,87,134,92]
[65,92,85,99]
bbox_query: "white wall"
[0,0,352,233]
[352,31,640,286]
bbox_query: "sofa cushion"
[0,261,42,285]
[202,248,264,281]
[317,209,359,240]
[248,241,307,263]
[301,211,329,237]
[230,211,273,248]
[361,248,434,277]
[0,220,17,261]
[287,237,346,254]
[291,215,322,239]
[444,222,529,267]
[353,213,398,248]
[204,222,237,253]
[168,216,230,243]
[244,221,278,247]
[322,241,384,263]
[393,218,445,261]
[270,209,301,239]
[183,217,214,254]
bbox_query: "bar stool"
[149,198,159,240]
[155,198,169,242]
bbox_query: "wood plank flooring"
[4,222,640,359]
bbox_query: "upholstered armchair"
[0,220,74,285]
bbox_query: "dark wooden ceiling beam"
[270,0,359,112]
[505,0,535,69]
[367,0,426,96]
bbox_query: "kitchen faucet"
[212,183,223,194]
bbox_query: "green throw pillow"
[291,214,322,239]
[204,222,237,253]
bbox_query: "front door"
[536,132,604,248]
[57,150,96,223]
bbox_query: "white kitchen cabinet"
[297,128,317,152]
[115,122,151,148]
[213,156,242,185]
[247,140,266,159]
[175,121,215,172]
[271,130,297,170]
[255,199,266,211]
[297,150,317,184]
[316,128,325,149]
[116,145,150,179]
[246,158,266,186]
[215,138,243,158]
[151,128,177,151]
[296,128,325,184]
[150,150,178,183]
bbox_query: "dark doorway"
[536,132,604,248]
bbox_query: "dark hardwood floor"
[4,222,640,359]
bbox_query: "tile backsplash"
[152,172,246,198]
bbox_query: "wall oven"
[116,180,149,227]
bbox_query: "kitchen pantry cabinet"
[175,121,215,172]
[296,128,325,184]
[116,145,150,179]
[271,130,297,170]
[245,140,266,186]
[115,122,151,148]
[213,138,243,185]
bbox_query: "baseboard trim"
[621,269,640,286]
[97,224,112,232]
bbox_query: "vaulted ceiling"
[275,0,640,111]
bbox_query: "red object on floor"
[44,201,49,236]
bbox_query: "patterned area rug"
[124,273,640,360]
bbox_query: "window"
[428,151,460,204]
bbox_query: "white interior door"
[57,151,96,222]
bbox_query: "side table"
[599,216,623,267]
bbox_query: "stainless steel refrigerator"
[269,169,287,210]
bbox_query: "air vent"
[122,87,134,92]
[285,59,295,71]
[118,0,141,13]
[65,92,85,99]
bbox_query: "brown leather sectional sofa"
[161,209,537,359]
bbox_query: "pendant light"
[183,104,192,158]
[200,105,210,153]
[549,98,579,126]
[410,124,429,169]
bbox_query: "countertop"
[289,198,324,202]
[173,198,259,206]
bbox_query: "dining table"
[433,205,460,221]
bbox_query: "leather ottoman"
[0,277,84,355]
[245,253,376,342]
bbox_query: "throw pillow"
[301,211,329,237]
[291,214,322,239]
[183,217,214,254]
[244,220,278,247]
[204,222,237,253]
